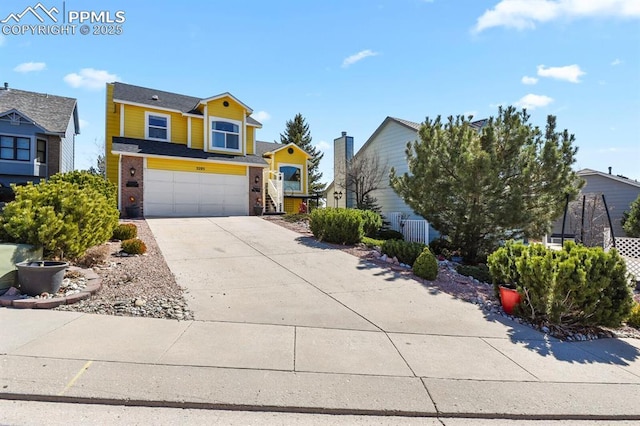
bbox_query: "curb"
[1,393,640,421]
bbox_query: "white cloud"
[314,140,332,152]
[521,75,538,85]
[515,93,554,109]
[251,111,271,122]
[63,68,120,90]
[13,62,46,73]
[537,64,585,83]
[342,49,379,68]
[473,0,640,33]
[611,58,623,66]
[79,119,89,129]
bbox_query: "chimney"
[3,82,8,90]
[333,131,354,208]
[608,166,612,175]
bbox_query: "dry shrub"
[77,244,111,267]
[64,269,84,279]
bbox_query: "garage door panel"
[144,169,248,217]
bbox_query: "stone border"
[0,266,102,309]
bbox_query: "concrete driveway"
[144,216,640,418]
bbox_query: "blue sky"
[1,0,639,183]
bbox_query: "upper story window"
[210,118,241,152]
[0,135,30,161]
[145,112,170,141]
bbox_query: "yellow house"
[105,82,311,217]
[257,142,311,214]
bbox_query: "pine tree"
[279,113,325,193]
[390,106,581,264]
[622,195,640,237]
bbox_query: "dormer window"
[210,117,241,152]
[145,112,170,141]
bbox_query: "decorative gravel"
[54,219,193,321]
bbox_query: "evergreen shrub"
[0,179,119,259]
[113,223,138,241]
[487,241,634,327]
[309,208,363,245]
[381,239,426,265]
[358,209,383,237]
[121,238,147,255]
[456,264,491,284]
[627,303,640,329]
[375,229,404,241]
[49,171,117,207]
[413,248,438,280]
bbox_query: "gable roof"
[0,87,79,134]
[255,141,311,158]
[578,168,640,189]
[200,92,253,113]
[111,82,262,127]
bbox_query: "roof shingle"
[0,87,78,134]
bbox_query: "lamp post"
[333,190,343,208]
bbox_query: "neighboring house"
[327,117,432,242]
[327,118,421,216]
[105,82,310,217]
[0,83,79,187]
[550,168,640,242]
[326,116,488,240]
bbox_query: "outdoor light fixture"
[333,190,343,208]
[254,175,260,184]
[130,167,136,177]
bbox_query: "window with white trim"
[280,165,302,192]
[210,118,241,152]
[0,135,30,161]
[145,112,170,141]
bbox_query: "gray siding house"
[551,168,640,241]
[0,83,79,187]
[327,117,423,217]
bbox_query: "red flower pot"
[499,286,521,315]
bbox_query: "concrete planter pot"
[16,261,69,297]
[0,243,43,295]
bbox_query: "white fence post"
[388,212,402,232]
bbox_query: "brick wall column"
[120,156,144,218]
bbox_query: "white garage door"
[144,169,248,217]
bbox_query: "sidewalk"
[1,217,639,420]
